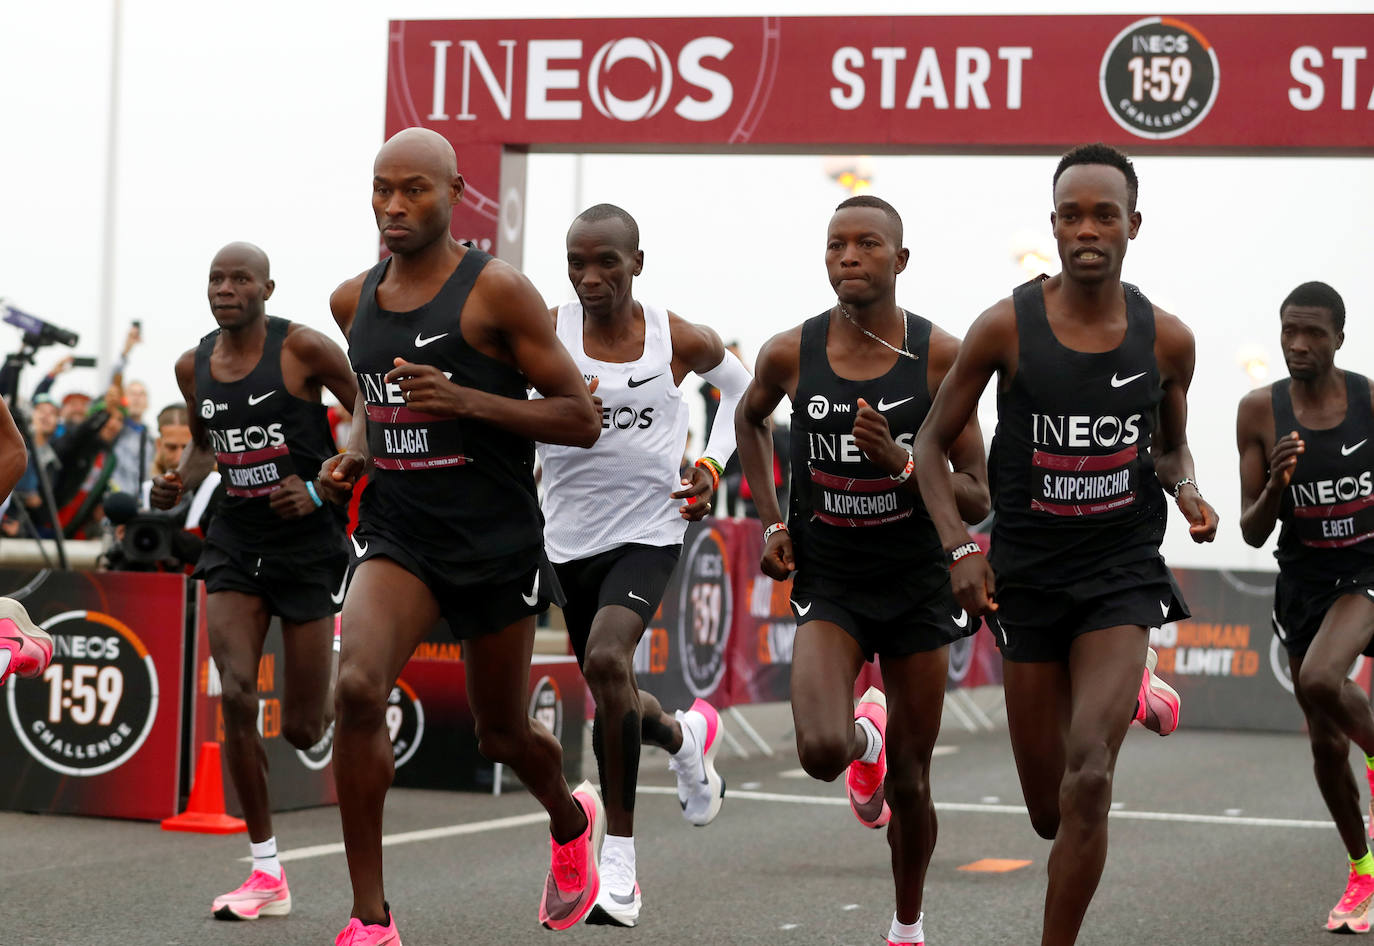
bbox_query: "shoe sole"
[690,699,726,827]
[0,598,50,684]
[212,893,291,921]
[585,903,639,927]
[541,782,605,930]
[1327,918,1371,934]
[1143,648,1181,736]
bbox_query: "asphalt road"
[0,698,1359,946]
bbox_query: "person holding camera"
[151,242,358,922]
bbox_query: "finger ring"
[404,390,410,401]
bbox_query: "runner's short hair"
[834,195,903,246]
[1053,143,1139,213]
[573,203,639,252]
[1281,281,1345,332]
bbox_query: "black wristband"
[948,541,982,565]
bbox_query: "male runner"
[913,143,1216,945]
[150,241,358,921]
[1237,281,1374,933]
[737,195,987,946]
[0,394,50,686]
[538,204,748,927]
[317,127,604,945]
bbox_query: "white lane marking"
[779,923,799,930]
[1110,802,1125,810]
[842,904,861,911]
[242,812,549,863]
[1224,808,1244,816]
[251,786,1339,864]
[980,795,1001,804]
[741,781,762,790]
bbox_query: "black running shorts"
[1272,570,1374,659]
[990,557,1189,663]
[553,543,682,666]
[195,539,349,624]
[349,524,564,641]
[788,558,976,661]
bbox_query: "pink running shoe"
[887,940,923,946]
[335,907,402,945]
[211,869,291,920]
[671,698,726,826]
[1134,646,1180,736]
[538,780,605,930]
[847,686,891,829]
[1328,867,1374,933]
[0,598,51,686]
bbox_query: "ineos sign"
[426,36,735,124]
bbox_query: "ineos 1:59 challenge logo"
[1099,17,1220,140]
[678,526,732,698]
[387,677,424,769]
[6,610,158,776]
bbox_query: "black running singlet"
[989,278,1167,584]
[1273,371,1374,581]
[194,316,341,552]
[787,310,942,580]
[348,248,542,569]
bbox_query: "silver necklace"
[835,300,918,361]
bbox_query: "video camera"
[102,493,203,572]
[1,301,79,350]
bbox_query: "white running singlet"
[538,301,691,564]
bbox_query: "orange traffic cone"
[161,741,247,834]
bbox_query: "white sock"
[671,713,698,760]
[250,837,282,879]
[601,834,636,890]
[857,715,883,765]
[888,911,924,944]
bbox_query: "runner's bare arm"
[0,397,27,502]
[914,303,1011,616]
[285,324,360,412]
[1237,385,1297,547]
[317,276,370,502]
[736,329,799,580]
[926,327,990,521]
[1153,309,1219,543]
[150,349,217,509]
[386,265,598,447]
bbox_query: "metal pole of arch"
[96,0,124,376]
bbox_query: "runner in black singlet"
[316,128,604,944]
[913,144,1218,945]
[151,241,358,920]
[737,196,988,946]
[1237,281,1374,934]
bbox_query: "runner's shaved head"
[211,241,270,280]
[375,127,459,183]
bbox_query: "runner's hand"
[1267,430,1304,491]
[950,553,997,617]
[671,465,714,521]
[1177,485,1219,543]
[852,398,906,474]
[761,529,795,581]
[385,358,468,417]
[149,472,182,510]
[317,451,365,504]
[268,475,317,520]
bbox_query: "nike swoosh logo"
[415,332,448,348]
[792,600,811,616]
[247,391,276,405]
[330,572,348,605]
[350,534,368,558]
[1366,588,1374,598]
[1110,371,1147,388]
[1343,440,1368,456]
[876,396,914,412]
[626,373,663,388]
[952,609,968,628]
[609,891,638,905]
[1160,600,1171,617]
[627,591,649,605]
[522,571,540,607]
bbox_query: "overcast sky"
[0,0,1370,570]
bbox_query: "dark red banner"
[389,15,1374,151]
[0,570,186,820]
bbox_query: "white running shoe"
[669,698,726,826]
[585,847,641,927]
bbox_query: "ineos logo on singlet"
[601,405,656,430]
[809,431,915,464]
[1032,413,1143,448]
[209,424,285,453]
[1290,473,1374,507]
